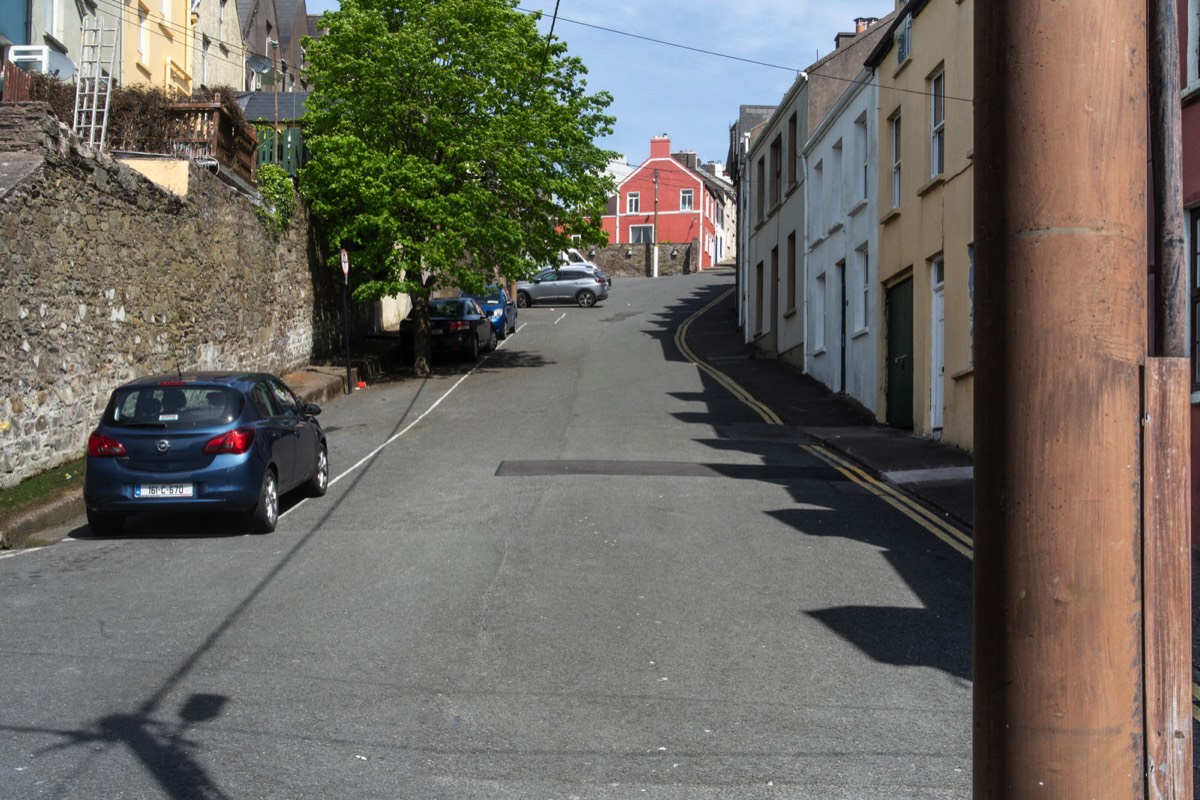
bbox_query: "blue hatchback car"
[83,372,328,536]
[459,285,517,339]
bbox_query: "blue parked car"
[459,285,517,339]
[83,372,328,536]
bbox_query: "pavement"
[684,278,974,531]
[0,276,974,548]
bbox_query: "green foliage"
[256,164,296,236]
[299,0,617,373]
[0,457,84,538]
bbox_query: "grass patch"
[0,457,85,530]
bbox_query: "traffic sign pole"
[340,249,352,394]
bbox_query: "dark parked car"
[459,285,517,339]
[401,297,498,360]
[84,372,328,535]
[516,268,610,308]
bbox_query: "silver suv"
[516,268,610,308]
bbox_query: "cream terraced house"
[120,0,195,95]
[866,0,974,448]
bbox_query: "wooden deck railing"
[163,95,258,185]
[1,61,34,102]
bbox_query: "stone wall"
[0,103,342,488]
[586,241,699,279]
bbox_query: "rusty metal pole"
[973,2,1148,797]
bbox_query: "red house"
[602,135,729,270]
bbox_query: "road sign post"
[340,249,351,395]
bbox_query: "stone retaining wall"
[0,103,341,488]
[586,241,699,279]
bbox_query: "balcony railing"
[162,94,257,185]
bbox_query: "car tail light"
[203,428,256,455]
[448,321,469,332]
[88,432,126,457]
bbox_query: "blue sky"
[305,0,898,169]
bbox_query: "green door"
[886,278,914,428]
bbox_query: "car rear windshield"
[105,385,244,428]
[430,300,470,318]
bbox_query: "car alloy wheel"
[516,292,530,308]
[576,290,596,308]
[249,469,278,533]
[306,444,329,498]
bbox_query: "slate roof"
[239,90,310,122]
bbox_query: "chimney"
[835,32,855,49]
[649,134,671,159]
[672,150,699,169]
[854,16,878,33]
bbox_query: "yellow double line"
[676,286,973,559]
[677,286,1200,723]
[674,288,784,426]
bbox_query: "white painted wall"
[803,69,879,412]
[743,76,808,363]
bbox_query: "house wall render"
[0,103,341,489]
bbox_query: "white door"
[930,258,945,431]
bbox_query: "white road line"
[325,330,508,490]
[554,313,567,325]
[1,330,515,556]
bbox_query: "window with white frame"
[812,159,824,233]
[897,16,912,64]
[1189,0,1200,89]
[138,9,149,63]
[772,246,781,313]
[756,156,766,222]
[786,233,797,313]
[219,0,227,41]
[162,0,171,23]
[787,112,798,186]
[890,113,902,208]
[855,113,869,201]
[627,192,640,213]
[856,244,870,331]
[814,273,827,351]
[770,134,782,207]
[930,69,945,177]
[44,0,63,41]
[630,224,653,244]
[201,37,210,84]
[830,140,843,225]
[680,188,694,211]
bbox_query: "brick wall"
[0,103,342,488]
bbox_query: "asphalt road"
[0,271,972,799]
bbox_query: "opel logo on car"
[156,439,170,453]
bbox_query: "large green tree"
[301,0,616,375]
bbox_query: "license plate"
[135,483,194,498]
[431,329,443,335]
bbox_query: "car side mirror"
[303,403,322,417]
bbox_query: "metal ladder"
[73,17,118,149]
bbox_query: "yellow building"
[119,0,194,96]
[867,0,974,450]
